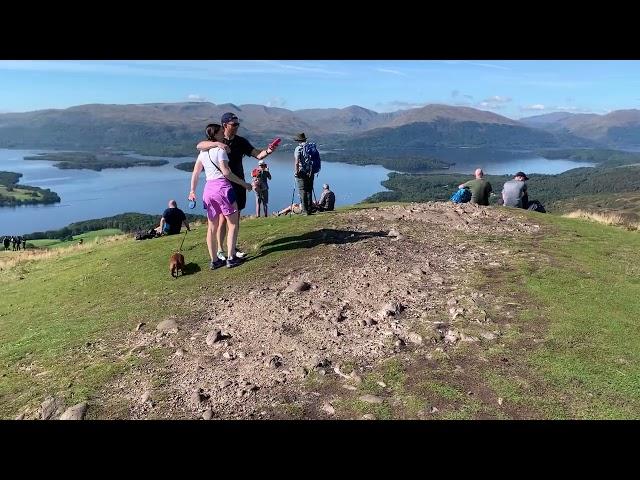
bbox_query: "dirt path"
[93,202,545,419]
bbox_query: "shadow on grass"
[252,228,389,259]
[181,262,202,276]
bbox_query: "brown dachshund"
[169,252,185,278]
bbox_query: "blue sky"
[1,60,639,118]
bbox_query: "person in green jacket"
[458,168,493,206]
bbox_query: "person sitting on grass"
[312,183,335,212]
[156,199,191,235]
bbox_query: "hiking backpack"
[450,188,471,204]
[527,200,546,213]
[298,142,321,177]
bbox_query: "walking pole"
[289,186,296,217]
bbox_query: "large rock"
[206,330,224,346]
[156,319,178,333]
[407,332,423,345]
[321,402,336,416]
[39,397,65,420]
[286,280,311,293]
[358,394,383,404]
[60,402,88,420]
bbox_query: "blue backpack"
[450,188,471,203]
[298,142,321,177]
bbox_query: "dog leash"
[177,229,188,252]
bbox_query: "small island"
[23,152,169,171]
[0,171,60,207]
[175,161,196,172]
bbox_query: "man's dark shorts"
[232,183,247,211]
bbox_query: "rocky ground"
[24,202,546,420]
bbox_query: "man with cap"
[293,132,315,215]
[313,183,335,212]
[501,171,529,208]
[196,112,278,259]
[254,159,272,217]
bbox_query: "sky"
[1,60,640,118]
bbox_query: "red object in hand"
[268,138,281,150]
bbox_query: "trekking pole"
[177,229,188,252]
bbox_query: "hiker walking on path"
[293,132,316,215]
[190,123,253,269]
[502,171,529,208]
[252,159,272,217]
[458,168,493,206]
[196,112,279,261]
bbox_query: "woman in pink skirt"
[189,124,253,269]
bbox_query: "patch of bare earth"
[94,202,548,419]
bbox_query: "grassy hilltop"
[1,204,640,419]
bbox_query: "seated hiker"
[458,168,492,206]
[501,171,529,209]
[156,199,191,235]
[276,203,303,216]
[313,183,335,212]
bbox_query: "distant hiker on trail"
[458,168,493,206]
[252,159,272,217]
[313,183,335,212]
[22,239,27,250]
[3,236,10,250]
[196,112,279,262]
[189,123,253,269]
[157,199,191,235]
[293,132,316,215]
[502,171,529,208]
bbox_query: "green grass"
[522,215,640,418]
[28,229,123,248]
[480,212,640,419]
[0,214,326,418]
[4,203,640,419]
[0,185,40,201]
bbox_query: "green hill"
[2,205,640,419]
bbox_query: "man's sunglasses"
[227,122,240,127]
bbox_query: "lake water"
[0,149,392,236]
[0,147,595,236]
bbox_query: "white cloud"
[520,104,547,111]
[266,97,287,108]
[0,60,348,81]
[187,94,207,102]
[477,95,512,110]
[375,100,427,112]
[375,68,408,77]
[485,95,511,103]
[442,60,510,71]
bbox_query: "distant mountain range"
[1,102,638,156]
[520,110,640,147]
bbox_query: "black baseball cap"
[221,112,239,125]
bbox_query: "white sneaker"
[217,250,226,261]
[235,249,247,259]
